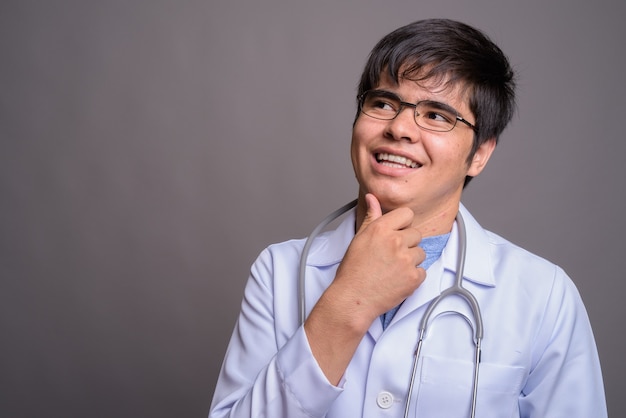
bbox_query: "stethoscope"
[298,200,483,418]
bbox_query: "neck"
[355,193,460,238]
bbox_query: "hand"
[331,193,426,326]
[303,194,426,384]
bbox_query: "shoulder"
[263,237,307,260]
[251,237,307,284]
[481,228,580,308]
[485,229,556,271]
[258,208,357,269]
[460,205,574,297]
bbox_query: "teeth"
[376,153,419,168]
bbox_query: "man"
[210,19,606,417]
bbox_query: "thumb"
[358,193,382,232]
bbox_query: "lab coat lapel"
[454,203,496,287]
[303,208,356,311]
[304,208,355,270]
[380,256,447,336]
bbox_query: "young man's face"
[350,74,495,227]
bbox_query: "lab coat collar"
[303,202,495,340]
[305,203,495,288]
[442,203,496,287]
[304,208,356,267]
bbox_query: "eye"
[421,107,454,123]
[365,92,399,112]
[425,111,453,123]
[416,101,458,129]
[372,99,394,110]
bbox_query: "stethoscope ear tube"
[299,203,483,418]
[298,199,357,325]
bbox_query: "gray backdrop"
[1,1,624,417]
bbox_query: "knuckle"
[390,234,404,248]
[410,268,426,283]
[397,251,414,265]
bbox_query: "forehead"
[375,71,472,113]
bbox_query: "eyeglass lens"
[360,90,461,132]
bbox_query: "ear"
[467,137,496,177]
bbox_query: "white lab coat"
[210,204,607,417]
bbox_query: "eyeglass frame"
[357,89,478,133]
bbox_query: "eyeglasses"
[358,90,477,133]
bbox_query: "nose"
[384,103,419,143]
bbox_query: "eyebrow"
[418,99,460,115]
[371,89,462,115]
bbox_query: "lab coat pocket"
[414,355,525,418]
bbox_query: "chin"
[371,191,414,212]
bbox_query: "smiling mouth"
[376,152,421,168]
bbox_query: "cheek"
[349,130,363,175]
[424,143,474,182]
[434,135,474,163]
[349,130,358,157]
[350,121,370,158]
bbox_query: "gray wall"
[1,1,624,416]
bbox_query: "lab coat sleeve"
[519,266,607,417]
[209,247,343,418]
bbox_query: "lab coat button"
[376,391,394,409]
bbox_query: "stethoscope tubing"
[299,201,483,418]
[298,199,357,325]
